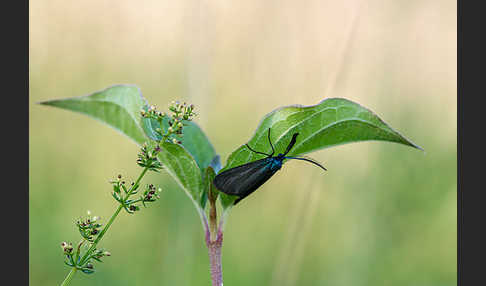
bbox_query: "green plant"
[52,99,195,285]
[41,84,422,285]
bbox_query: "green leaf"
[40,84,148,144]
[39,84,212,210]
[219,98,422,208]
[179,123,217,171]
[156,141,203,206]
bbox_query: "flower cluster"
[141,184,162,207]
[136,143,163,171]
[61,211,111,274]
[140,101,197,144]
[73,248,111,274]
[61,241,73,255]
[76,211,102,242]
[110,174,162,214]
[88,248,111,263]
[168,100,196,123]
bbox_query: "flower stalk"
[60,267,77,286]
[57,100,198,286]
[59,142,163,286]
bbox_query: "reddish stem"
[206,227,223,286]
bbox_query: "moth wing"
[213,158,271,195]
[232,164,279,205]
[214,158,282,204]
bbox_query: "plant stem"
[60,167,149,286]
[80,167,148,265]
[206,228,223,286]
[60,267,77,286]
[206,178,223,285]
[208,191,217,241]
[74,240,85,265]
[80,204,123,264]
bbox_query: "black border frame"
[6,0,29,284]
[458,0,485,285]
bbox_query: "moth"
[214,128,326,205]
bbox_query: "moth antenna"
[284,156,327,171]
[245,144,272,157]
[267,128,275,156]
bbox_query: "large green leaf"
[40,84,148,144]
[220,98,422,208]
[40,84,214,210]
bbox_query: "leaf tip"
[37,98,63,107]
[401,137,425,152]
[37,100,51,105]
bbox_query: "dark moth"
[214,129,327,205]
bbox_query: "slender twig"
[60,268,77,286]
[80,167,148,265]
[57,101,195,286]
[59,167,149,286]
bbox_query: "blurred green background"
[29,0,456,285]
